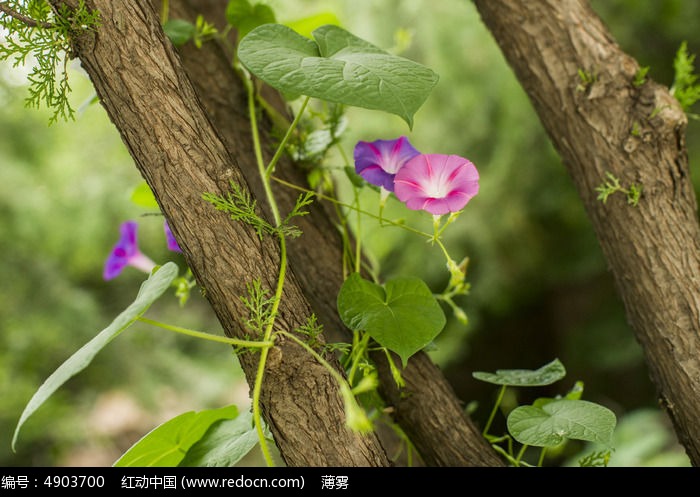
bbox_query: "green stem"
[265,96,310,179]
[490,443,520,466]
[433,237,453,267]
[277,330,348,388]
[245,81,313,467]
[436,212,459,238]
[137,317,273,348]
[515,444,529,466]
[251,342,274,466]
[482,385,506,437]
[430,216,459,272]
[139,311,277,461]
[270,176,432,239]
[331,145,358,277]
[353,187,362,273]
[245,75,284,467]
[382,347,405,388]
[160,0,169,25]
[246,77,275,224]
[277,331,372,430]
[346,332,370,385]
[250,235,288,467]
[537,447,547,467]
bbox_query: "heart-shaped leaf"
[337,273,446,366]
[472,358,566,387]
[114,405,239,467]
[179,410,264,467]
[12,263,179,451]
[507,399,617,447]
[237,23,439,128]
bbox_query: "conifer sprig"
[0,0,100,124]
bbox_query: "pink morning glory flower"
[353,136,421,191]
[103,220,156,280]
[394,154,479,215]
[164,220,182,253]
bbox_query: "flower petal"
[103,221,156,280]
[164,220,182,253]
[104,221,139,280]
[353,136,421,191]
[394,154,479,214]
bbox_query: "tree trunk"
[162,0,503,467]
[472,0,700,466]
[52,0,390,467]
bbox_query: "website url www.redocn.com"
[181,475,304,490]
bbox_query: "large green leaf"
[114,405,239,467]
[472,358,566,387]
[507,399,617,448]
[179,410,263,467]
[237,23,439,128]
[337,273,446,366]
[12,263,179,451]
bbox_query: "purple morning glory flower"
[353,136,421,191]
[394,154,479,215]
[164,220,182,253]
[103,220,156,280]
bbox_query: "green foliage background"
[1,0,697,466]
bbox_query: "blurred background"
[1,0,697,467]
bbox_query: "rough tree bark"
[51,0,390,466]
[472,0,700,465]
[163,0,503,467]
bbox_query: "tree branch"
[0,2,53,29]
[473,0,700,465]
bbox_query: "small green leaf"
[163,19,196,46]
[532,397,554,409]
[27,0,51,21]
[115,405,239,467]
[507,399,617,448]
[225,0,276,40]
[12,263,179,451]
[565,380,585,400]
[532,381,584,408]
[130,181,160,209]
[671,41,700,111]
[285,12,341,39]
[296,115,347,161]
[180,410,264,467]
[472,358,566,387]
[337,273,446,366]
[344,166,366,188]
[237,24,439,128]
